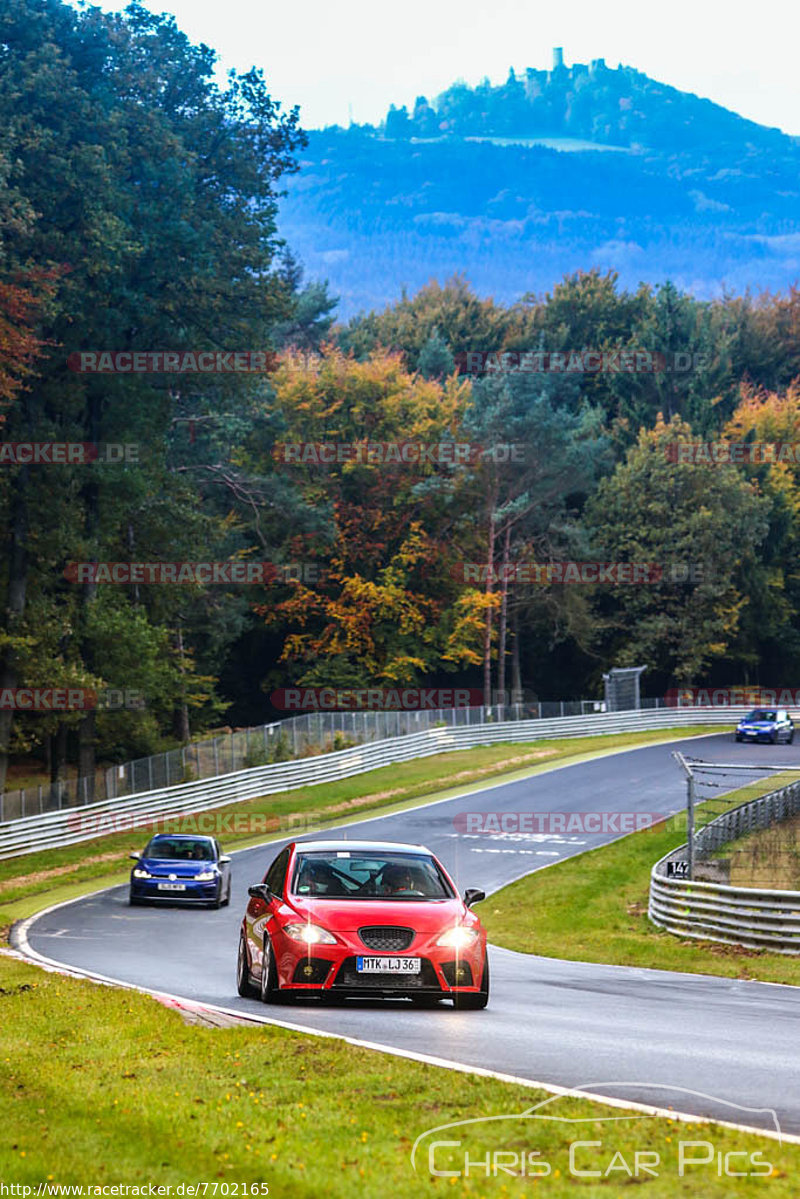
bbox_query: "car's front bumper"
[271,941,486,996]
[130,878,221,902]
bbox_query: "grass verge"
[0,951,796,1195]
[482,772,800,985]
[0,727,719,935]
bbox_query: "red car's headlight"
[436,926,480,949]
[282,922,337,945]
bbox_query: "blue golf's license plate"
[356,956,421,973]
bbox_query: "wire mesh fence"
[0,695,672,824]
[670,754,800,887]
[651,759,800,952]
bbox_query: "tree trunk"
[482,504,497,709]
[49,722,68,806]
[0,466,29,794]
[497,523,511,709]
[173,625,191,742]
[511,603,522,703]
[77,710,96,803]
[76,392,101,801]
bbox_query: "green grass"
[705,774,800,890]
[0,951,796,1195]
[0,727,719,932]
[722,814,800,889]
[482,773,800,985]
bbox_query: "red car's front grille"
[358,926,415,952]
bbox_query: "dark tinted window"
[143,837,215,860]
[290,850,454,900]
[265,846,291,896]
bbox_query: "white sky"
[87,0,800,136]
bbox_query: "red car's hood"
[284,895,468,933]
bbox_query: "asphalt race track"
[16,733,800,1137]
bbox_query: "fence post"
[213,740,219,775]
[687,773,696,880]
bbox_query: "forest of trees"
[3,0,800,794]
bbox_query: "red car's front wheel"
[260,935,281,1003]
[453,954,489,1010]
[236,931,257,998]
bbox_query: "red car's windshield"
[291,850,454,900]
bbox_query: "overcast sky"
[90,0,800,136]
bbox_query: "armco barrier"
[0,705,736,861]
[0,696,632,820]
[649,780,800,953]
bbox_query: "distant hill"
[278,54,800,317]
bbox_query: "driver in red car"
[380,864,416,894]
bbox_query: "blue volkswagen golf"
[129,834,232,907]
[735,708,795,745]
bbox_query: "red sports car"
[236,839,489,1008]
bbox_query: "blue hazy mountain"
[278,53,800,317]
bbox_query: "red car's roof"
[290,839,431,854]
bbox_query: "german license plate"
[157,882,186,891]
[356,956,420,973]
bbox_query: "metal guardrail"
[649,780,800,954]
[0,704,733,861]
[1,698,623,822]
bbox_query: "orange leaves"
[724,381,800,447]
[0,270,56,408]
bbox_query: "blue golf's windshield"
[143,837,215,861]
[744,709,776,722]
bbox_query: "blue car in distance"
[735,708,795,745]
[129,834,232,908]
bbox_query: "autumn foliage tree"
[254,346,484,689]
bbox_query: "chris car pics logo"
[411,1084,782,1181]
